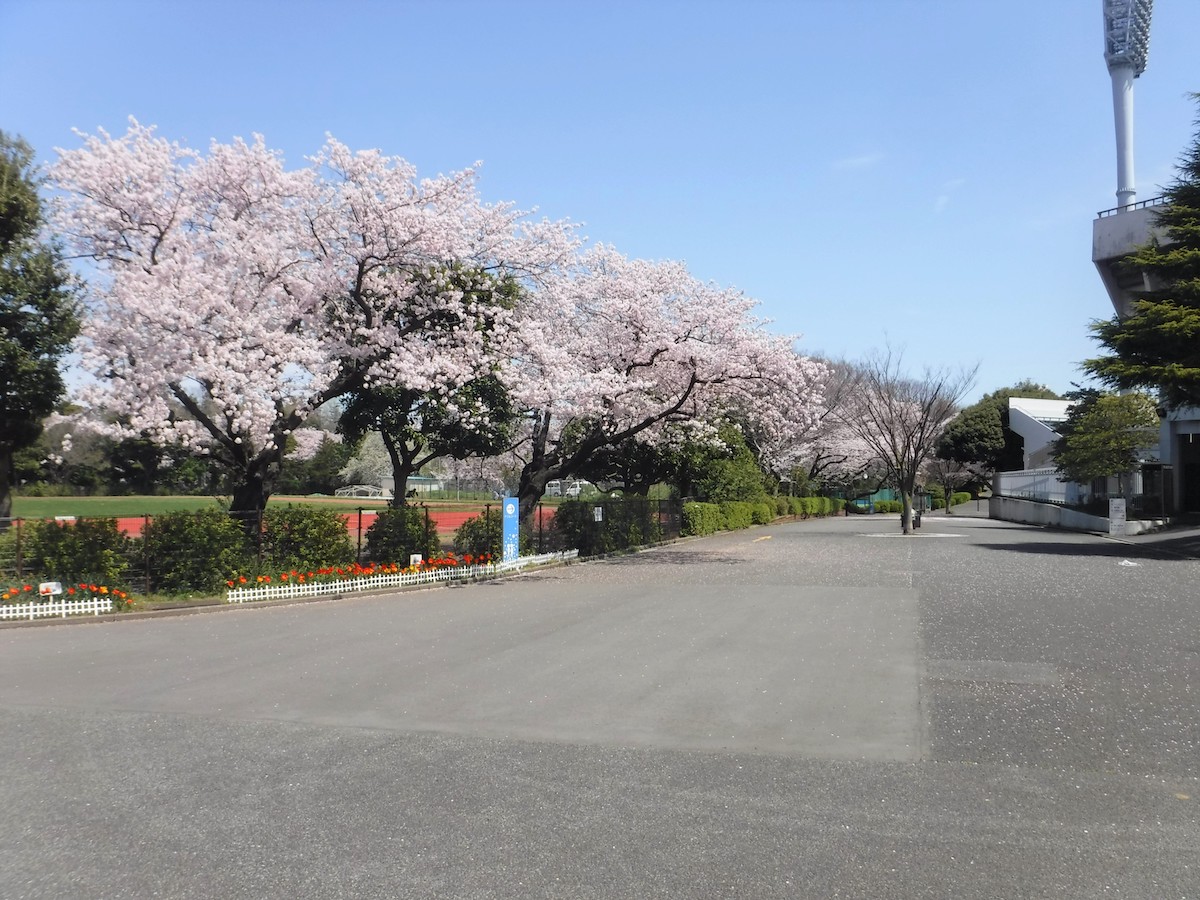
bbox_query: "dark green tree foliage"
[1086,96,1200,408]
[570,436,679,497]
[276,435,355,495]
[687,425,769,503]
[339,268,518,508]
[937,380,1061,473]
[1052,389,1159,491]
[0,133,80,519]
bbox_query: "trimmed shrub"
[553,499,664,556]
[717,501,754,530]
[454,509,502,558]
[751,501,775,525]
[263,505,355,571]
[143,509,250,595]
[682,501,723,536]
[950,492,972,507]
[364,506,440,563]
[773,496,789,516]
[25,517,131,587]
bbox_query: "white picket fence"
[225,551,578,605]
[0,595,115,621]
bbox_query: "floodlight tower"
[1103,0,1152,208]
[1093,0,1159,320]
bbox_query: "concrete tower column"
[1110,62,1137,208]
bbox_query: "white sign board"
[1108,498,1127,536]
[39,582,63,596]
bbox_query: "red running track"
[101,507,554,539]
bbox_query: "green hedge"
[143,509,249,594]
[554,499,664,556]
[364,506,440,563]
[680,496,846,537]
[682,502,724,536]
[950,492,973,506]
[24,518,132,587]
[262,506,355,572]
[453,509,502,557]
[787,496,845,518]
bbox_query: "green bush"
[751,501,775,525]
[932,498,946,510]
[25,518,131,587]
[364,506,440,563]
[950,492,972,507]
[552,499,664,556]
[773,496,789,516]
[263,505,355,570]
[0,527,18,577]
[454,509,501,557]
[143,509,251,595]
[682,501,723,536]
[718,501,754,530]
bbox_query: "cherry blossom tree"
[501,245,825,524]
[50,120,573,513]
[836,349,977,533]
[786,360,884,495]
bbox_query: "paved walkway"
[1,514,1195,898]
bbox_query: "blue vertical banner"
[502,497,520,563]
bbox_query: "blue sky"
[3,0,1198,403]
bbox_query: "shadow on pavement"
[975,539,1199,561]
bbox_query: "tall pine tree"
[1085,95,1200,408]
[1,133,80,521]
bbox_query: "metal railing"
[1096,195,1167,218]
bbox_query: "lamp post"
[1102,0,1153,208]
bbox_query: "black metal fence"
[0,498,684,597]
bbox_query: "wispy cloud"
[831,152,885,170]
[934,177,966,213]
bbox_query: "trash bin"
[914,511,922,528]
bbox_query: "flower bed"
[224,550,578,604]
[0,583,133,621]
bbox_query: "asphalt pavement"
[0,513,1196,899]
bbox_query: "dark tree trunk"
[382,432,415,509]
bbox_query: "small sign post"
[1109,497,1127,536]
[502,498,520,563]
